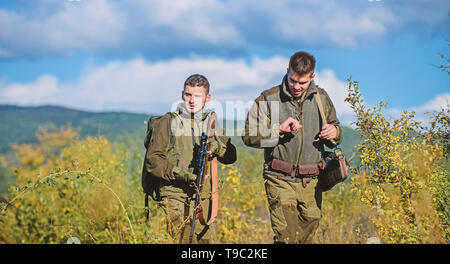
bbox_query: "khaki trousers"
[264,173,322,244]
[159,179,211,244]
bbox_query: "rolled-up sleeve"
[322,90,342,145]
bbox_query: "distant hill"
[0,104,150,153]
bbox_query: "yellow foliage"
[345,78,448,243]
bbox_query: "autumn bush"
[0,126,168,243]
[214,148,272,243]
[344,77,448,243]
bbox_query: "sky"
[0,0,449,126]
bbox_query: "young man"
[242,51,342,243]
[144,74,236,243]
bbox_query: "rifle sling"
[195,112,219,226]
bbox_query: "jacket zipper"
[295,101,304,167]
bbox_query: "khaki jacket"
[144,104,236,182]
[242,75,342,172]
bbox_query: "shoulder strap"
[144,112,173,149]
[314,92,337,146]
[314,92,328,125]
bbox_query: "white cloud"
[0,56,287,113]
[0,0,448,58]
[314,69,353,117]
[415,93,450,113]
[0,0,125,57]
[410,93,450,125]
[139,0,241,45]
[378,93,450,127]
[68,56,288,110]
[0,75,59,105]
[266,0,396,48]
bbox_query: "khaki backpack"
[142,113,173,221]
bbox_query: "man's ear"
[205,93,211,103]
[181,90,185,100]
[310,72,315,80]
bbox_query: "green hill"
[0,104,150,153]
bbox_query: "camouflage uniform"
[145,104,236,243]
[242,75,342,243]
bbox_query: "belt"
[266,173,318,184]
[266,159,324,187]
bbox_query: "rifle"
[188,132,209,243]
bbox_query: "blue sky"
[0,0,449,125]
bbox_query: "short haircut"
[184,74,210,94]
[289,51,316,76]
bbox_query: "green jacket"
[242,75,342,170]
[144,104,237,182]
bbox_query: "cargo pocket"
[301,178,322,220]
[264,181,287,235]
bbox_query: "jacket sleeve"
[320,89,343,146]
[213,118,237,164]
[241,94,280,149]
[144,114,176,181]
[216,136,237,164]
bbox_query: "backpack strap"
[144,194,149,222]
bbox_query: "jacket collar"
[281,74,318,102]
[175,102,211,121]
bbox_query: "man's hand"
[279,117,302,133]
[173,169,197,183]
[208,138,225,157]
[318,124,337,140]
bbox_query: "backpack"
[142,113,172,206]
